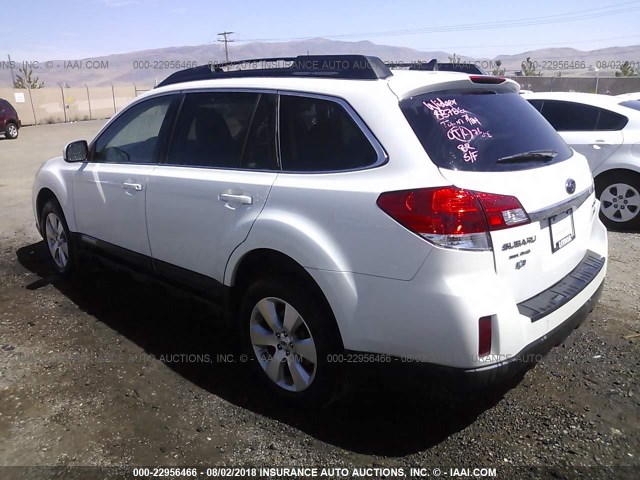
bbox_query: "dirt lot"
[0,122,638,478]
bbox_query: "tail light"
[470,75,506,84]
[376,186,529,251]
[478,316,492,357]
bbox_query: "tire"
[5,122,18,139]
[40,199,77,276]
[595,170,640,231]
[239,276,344,408]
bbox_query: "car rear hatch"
[396,78,599,303]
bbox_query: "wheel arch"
[35,184,74,233]
[35,188,64,236]
[228,248,325,307]
[33,162,76,233]
[226,248,345,348]
[594,168,640,192]
[594,164,640,182]
[593,165,640,183]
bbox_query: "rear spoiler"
[386,59,488,76]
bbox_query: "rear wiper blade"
[497,150,557,163]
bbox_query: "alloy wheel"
[7,124,18,138]
[45,212,69,269]
[249,297,318,392]
[600,183,640,223]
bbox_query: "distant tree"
[13,66,45,89]
[448,53,462,64]
[615,61,638,77]
[521,57,542,76]
[491,59,505,76]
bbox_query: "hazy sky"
[3,0,640,59]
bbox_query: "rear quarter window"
[0,99,16,115]
[596,109,628,130]
[279,95,378,171]
[400,91,573,172]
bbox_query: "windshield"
[400,91,573,172]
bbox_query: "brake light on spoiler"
[469,75,506,84]
[377,187,530,251]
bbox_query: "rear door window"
[400,91,572,172]
[538,100,599,131]
[167,91,276,169]
[620,100,640,112]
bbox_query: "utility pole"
[217,31,234,62]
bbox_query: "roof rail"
[156,55,393,88]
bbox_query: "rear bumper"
[346,278,605,388]
[517,250,605,322]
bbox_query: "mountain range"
[2,38,639,87]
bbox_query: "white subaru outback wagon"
[33,56,607,406]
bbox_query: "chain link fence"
[0,84,153,126]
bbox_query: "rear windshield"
[620,100,640,112]
[400,91,573,172]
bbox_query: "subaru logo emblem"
[565,179,576,194]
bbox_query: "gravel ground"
[0,123,638,479]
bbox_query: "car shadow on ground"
[16,241,523,457]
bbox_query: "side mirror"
[64,140,88,163]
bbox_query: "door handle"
[122,182,143,191]
[219,193,253,205]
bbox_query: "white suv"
[33,56,607,406]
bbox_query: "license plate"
[549,208,575,253]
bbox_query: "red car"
[0,98,21,139]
